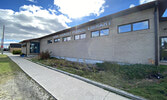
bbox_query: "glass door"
[30,42,40,53]
[160,37,167,61]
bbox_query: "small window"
[75,35,80,40]
[47,40,52,44]
[100,28,109,36]
[54,38,60,43]
[118,24,131,33]
[80,33,86,39]
[91,31,99,37]
[63,36,71,42]
[133,20,149,31]
[67,36,71,41]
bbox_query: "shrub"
[39,50,51,60]
[12,50,21,54]
[96,62,158,79]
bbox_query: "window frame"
[63,36,71,42]
[91,30,100,38]
[118,24,132,33]
[132,20,149,31]
[47,39,52,44]
[160,36,167,61]
[100,28,109,36]
[54,38,60,43]
[118,19,150,34]
[80,33,86,39]
[74,34,80,40]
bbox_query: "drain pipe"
[154,1,159,66]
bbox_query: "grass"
[31,57,167,100]
[0,54,21,82]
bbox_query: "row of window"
[118,20,149,33]
[47,20,149,44]
[48,28,109,44]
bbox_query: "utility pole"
[1,25,5,54]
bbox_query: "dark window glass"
[10,44,21,48]
[118,24,131,33]
[30,42,40,53]
[133,21,149,31]
[47,40,52,44]
[160,37,167,61]
[91,31,99,37]
[54,38,60,43]
[63,36,71,42]
[100,28,109,36]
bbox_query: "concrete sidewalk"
[6,53,129,100]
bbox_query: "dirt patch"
[0,72,56,100]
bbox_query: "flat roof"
[20,0,167,43]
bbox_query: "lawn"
[31,57,167,100]
[0,54,20,76]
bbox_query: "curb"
[30,60,147,100]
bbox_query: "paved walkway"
[6,53,129,100]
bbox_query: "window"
[74,35,80,40]
[91,31,100,37]
[162,9,167,17]
[47,39,52,44]
[30,42,40,53]
[54,38,60,43]
[133,20,149,31]
[75,33,86,40]
[160,37,167,61]
[118,24,131,33]
[118,20,149,33]
[100,28,109,36]
[80,33,86,39]
[63,36,71,42]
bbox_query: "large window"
[91,28,109,38]
[75,33,86,40]
[160,37,167,61]
[118,20,149,33]
[54,38,60,43]
[118,24,131,33]
[91,31,99,37]
[63,36,71,42]
[30,42,40,53]
[47,39,52,44]
[100,28,109,36]
[133,21,149,31]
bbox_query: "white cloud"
[0,5,71,44]
[129,4,135,8]
[54,0,106,18]
[139,0,155,4]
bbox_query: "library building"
[20,0,167,65]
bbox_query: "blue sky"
[0,0,162,47]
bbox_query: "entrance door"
[160,37,167,61]
[30,42,40,53]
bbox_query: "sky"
[0,0,165,48]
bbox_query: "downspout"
[154,1,159,66]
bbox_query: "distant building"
[20,0,167,65]
[9,43,21,52]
